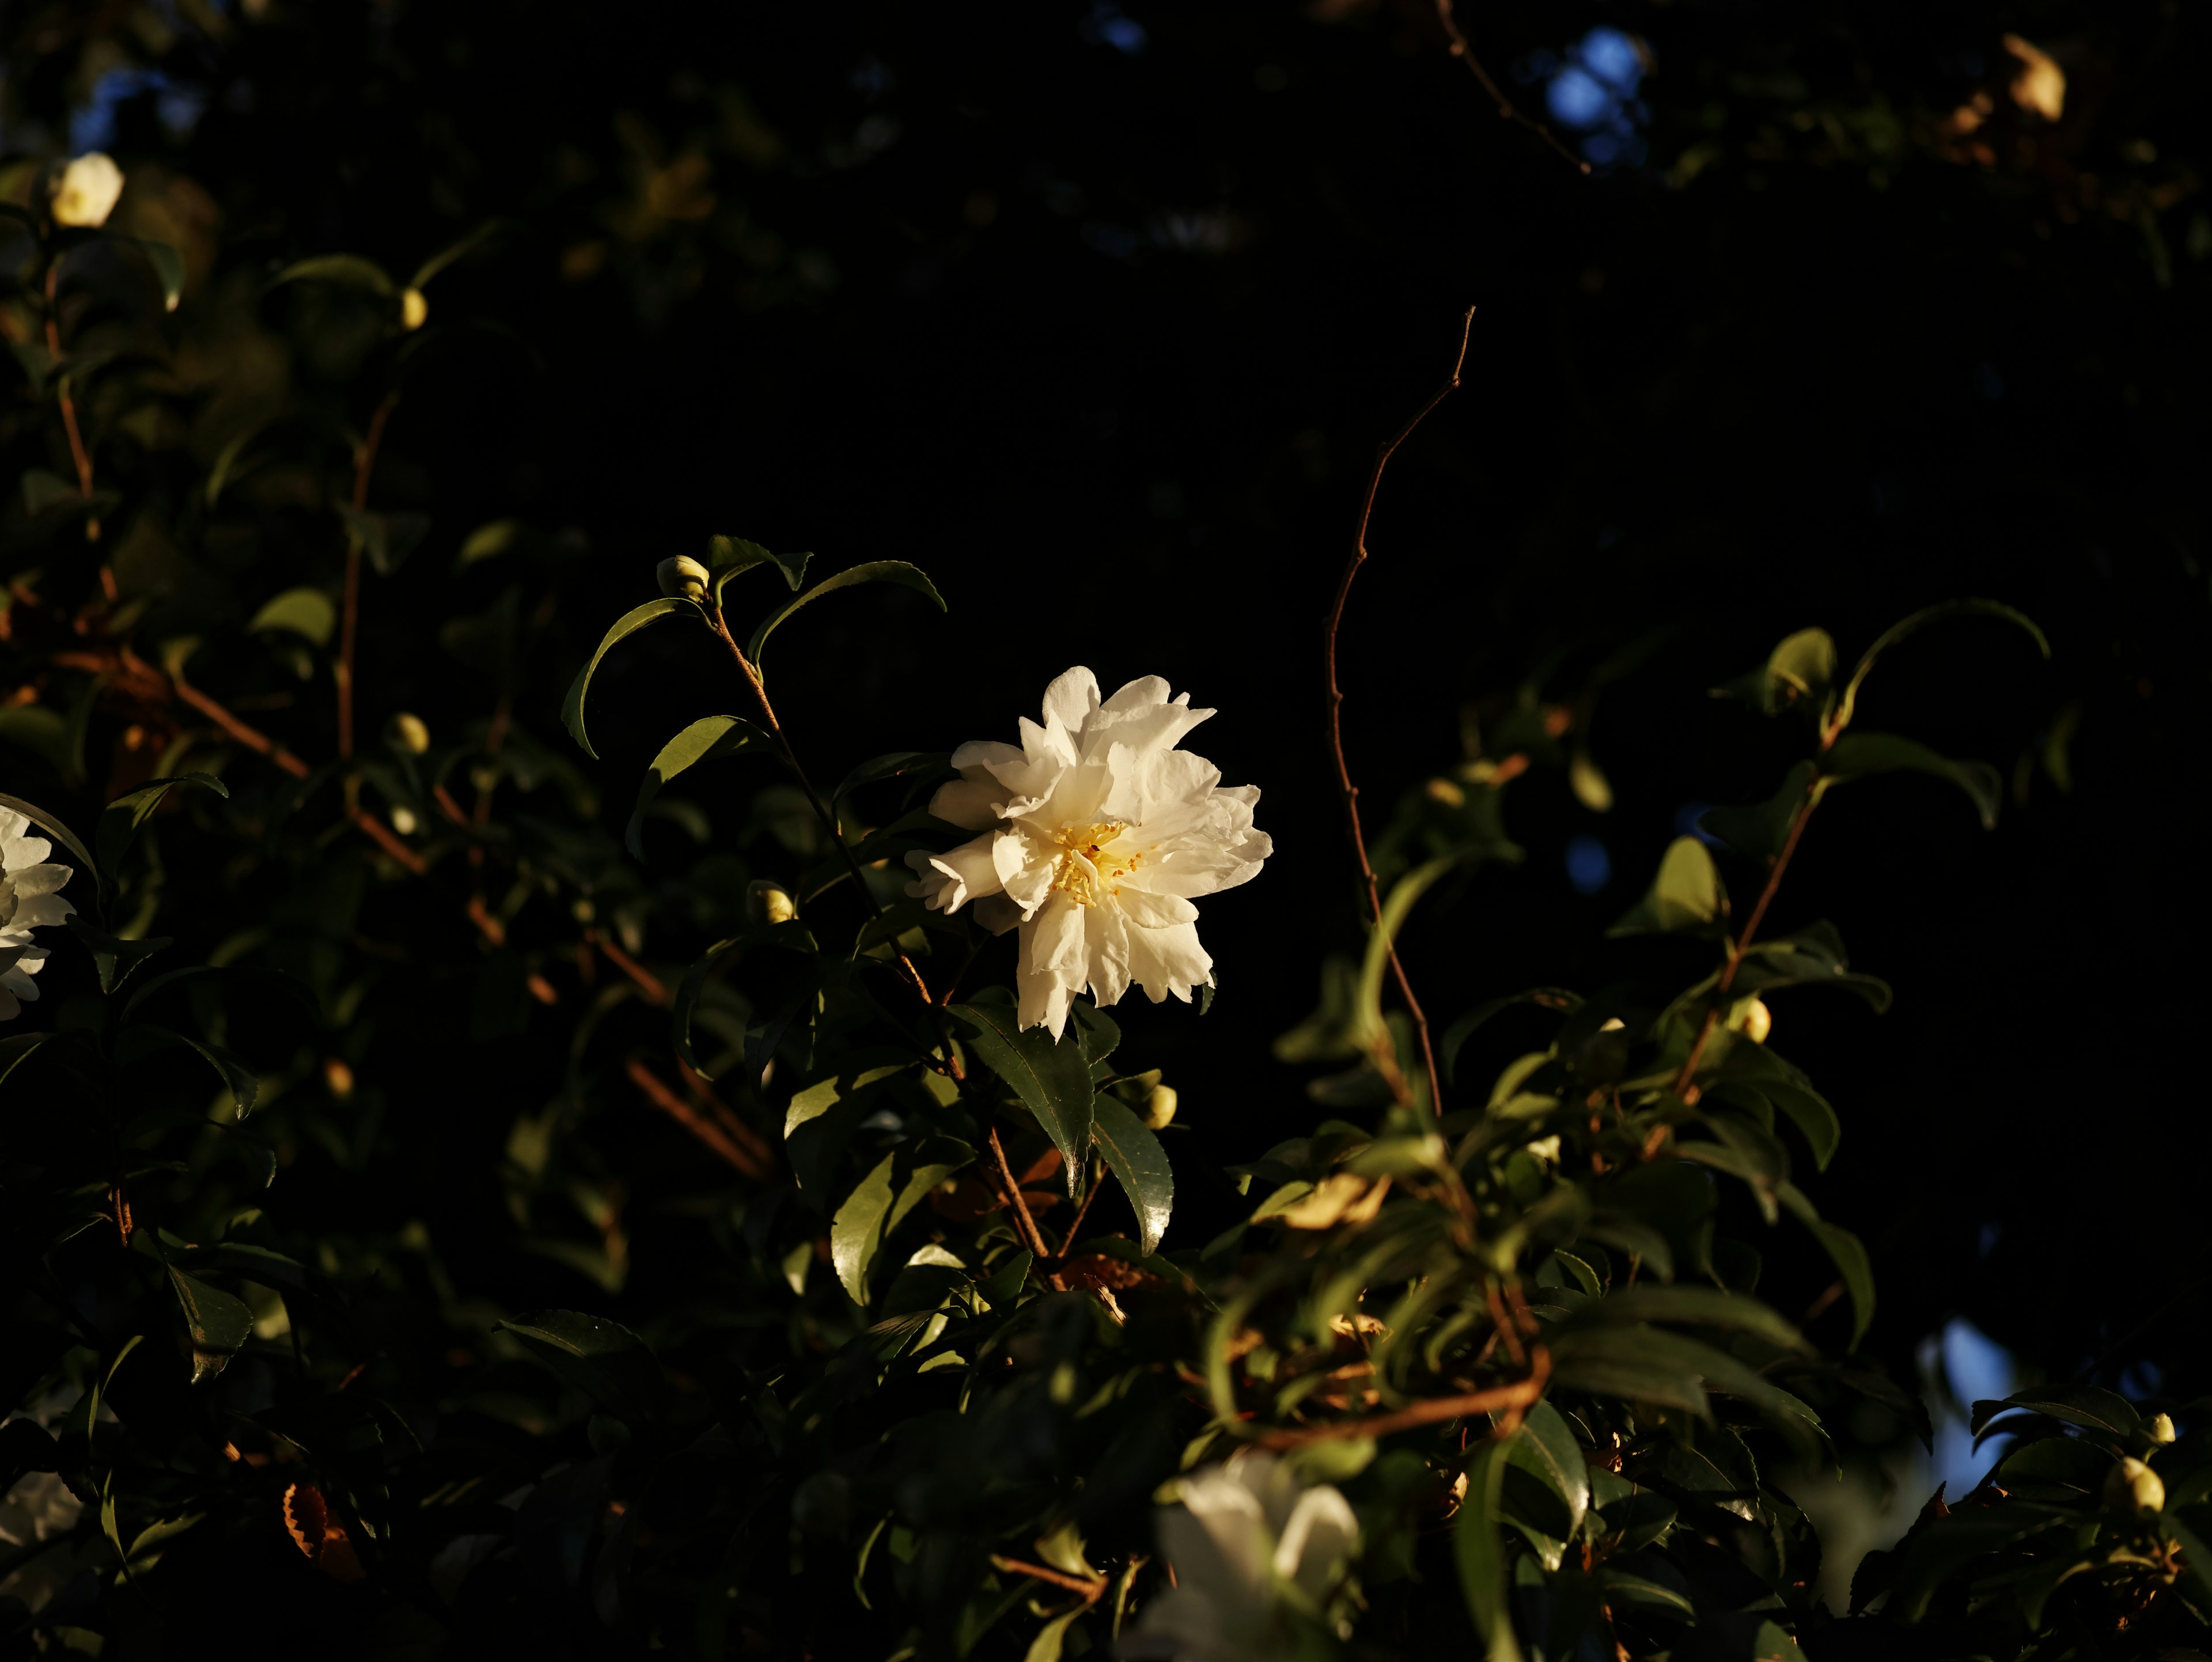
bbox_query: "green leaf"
[248,586,336,647]
[96,773,228,886]
[1354,856,1456,1055]
[1968,1382,2141,1441]
[408,219,507,290]
[1569,1285,1804,1351]
[746,561,946,680]
[1512,1400,1589,1537]
[1440,989,1582,1081]
[671,922,817,1080]
[626,715,774,857]
[831,750,950,805]
[268,252,395,296]
[340,506,429,578]
[1090,1096,1174,1256]
[1820,732,2002,830]
[122,237,185,311]
[116,1024,256,1114]
[0,791,98,888]
[1831,599,2050,737]
[168,1267,253,1384]
[65,915,174,994]
[1717,627,1837,721]
[1699,763,1815,864]
[561,597,708,760]
[951,1002,1096,1194]
[1609,838,1728,937]
[1778,1183,1873,1350]
[1453,1433,1526,1661]
[1596,1568,1695,1622]
[496,1310,668,1423]
[831,1138,973,1305]
[708,535,812,605]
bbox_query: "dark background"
[7,0,2208,1405]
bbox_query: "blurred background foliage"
[2,0,2209,1654]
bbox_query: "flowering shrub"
[5,150,2209,1662]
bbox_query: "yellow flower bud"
[657,555,710,602]
[2149,1413,2177,1445]
[389,805,419,835]
[2104,1456,2165,1514]
[1728,995,1773,1044]
[51,153,124,228]
[1144,1084,1177,1130]
[400,287,429,330]
[391,712,430,754]
[747,880,797,926]
[324,1058,355,1099]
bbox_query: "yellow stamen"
[1048,821,1142,906]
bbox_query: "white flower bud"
[747,880,796,926]
[657,555,710,601]
[1728,995,1773,1043]
[2104,1456,2165,1513]
[2149,1413,2177,1445]
[1144,1084,1177,1130]
[391,712,430,754]
[400,287,429,330]
[51,153,124,229]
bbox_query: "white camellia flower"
[1127,1450,1361,1662]
[1,807,76,1021]
[904,668,1271,1039]
[49,152,125,229]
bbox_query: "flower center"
[1048,821,1141,907]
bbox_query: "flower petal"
[1126,919,1213,1005]
[1113,887,1198,929]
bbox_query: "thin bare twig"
[1058,1168,1103,1255]
[986,1125,1054,1262]
[988,1556,1107,1601]
[1325,310,1474,1118]
[1253,1349,1551,1448]
[704,608,933,1005]
[1664,789,1820,1107]
[43,267,101,546]
[336,392,397,760]
[1433,0,1594,176]
[627,1056,771,1179]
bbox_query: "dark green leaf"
[1831,599,2050,736]
[1090,1096,1174,1256]
[115,1024,256,1115]
[1453,1433,1525,1661]
[1440,988,1582,1081]
[1968,1382,2141,1441]
[831,750,951,808]
[1512,1400,1589,1536]
[1820,732,2002,830]
[496,1310,668,1422]
[1715,627,1836,720]
[626,715,774,857]
[1566,1285,1804,1350]
[408,219,508,290]
[268,252,396,296]
[96,774,228,888]
[1609,838,1728,938]
[65,915,173,993]
[831,1137,973,1305]
[950,1002,1094,1194]
[708,535,811,604]
[561,597,709,760]
[1778,1183,1873,1350]
[168,1267,253,1384]
[747,561,946,680]
[1699,763,1814,864]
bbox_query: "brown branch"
[677,1060,779,1172]
[704,608,933,1005]
[986,1125,1054,1262]
[171,673,312,779]
[1665,789,1821,1103]
[593,932,669,1005]
[1058,1168,1103,1256]
[1433,0,1594,176]
[336,392,397,760]
[43,267,101,546]
[987,1556,1107,1602]
[1325,310,1474,1119]
[627,1057,770,1179]
[1252,1350,1550,1448]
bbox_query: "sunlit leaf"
[746,561,946,679]
[560,596,708,759]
